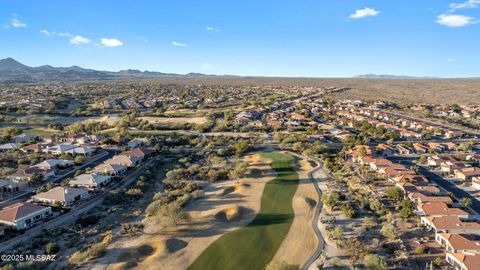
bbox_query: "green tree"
[30,173,44,184]
[432,257,443,267]
[229,162,249,180]
[385,186,404,202]
[345,238,366,266]
[460,197,472,208]
[332,225,344,242]
[74,155,87,165]
[4,126,22,136]
[363,254,388,270]
[399,199,415,220]
[155,202,190,227]
[380,223,398,240]
[418,155,427,164]
[358,146,367,157]
[234,140,250,155]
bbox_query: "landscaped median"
[189,151,299,270]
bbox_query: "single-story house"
[70,173,112,188]
[0,143,20,152]
[0,179,28,193]
[369,158,393,171]
[455,167,480,182]
[66,146,95,156]
[446,253,480,270]
[122,147,153,161]
[421,216,480,235]
[473,177,480,190]
[127,137,148,149]
[416,202,468,218]
[34,159,74,171]
[436,234,480,254]
[409,192,453,205]
[0,203,52,230]
[8,167,55,181]
[31,187,89,206]
[104,155,140,167]
[91,164,128,176]
[43,144,76,156]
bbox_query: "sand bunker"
[221,183,250,196]
[165,238,188,253]
[100,153,276,270]
[215,206,251,222]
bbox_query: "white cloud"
[172,41,187,47]
[100,38,124,47]
[40,30,72,38]
[206,26,220,32]
[70,35,91,45]
[449,0,480,11]
[349,8,380,19]
[40,29,52,36]
[40,30,73,38]
[57,32,72,37]
[10,17,27,28]
[447,58,458,62]
[436,14,476,27]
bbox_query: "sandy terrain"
[272,152,319,267]
[139,116,207,125]
[97,153,276,270]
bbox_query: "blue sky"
[1,0,479,77]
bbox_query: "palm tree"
[460,197,472,208]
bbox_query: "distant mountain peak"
[0,57,29,71]
[0,57,214,83]
[354,74,436,79]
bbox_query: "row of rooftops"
[350,144,480,269]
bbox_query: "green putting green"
[189,151,299,270]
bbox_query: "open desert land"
[99,153,276,270]
[122,77,480,105]
[271,152,319,267]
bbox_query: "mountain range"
[0,57,448,83]
[0,57,210,83]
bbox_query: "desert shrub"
[104,192,125,205]
[76,215,99,228]
[45,242,60,255]
[363,254,388,270]
[380,223,398,240]
[69,232,112,266]
[120,223,145,236]
[415,247,425,254]
[125,188,143,198]
[176,193,191,206]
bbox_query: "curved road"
[301,157,328,270]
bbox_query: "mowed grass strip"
[189,152,299,270]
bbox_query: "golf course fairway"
[188,151,299,270]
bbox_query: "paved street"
[0,150,117,209]
[0,157,156,253]
[387,156,480,215]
